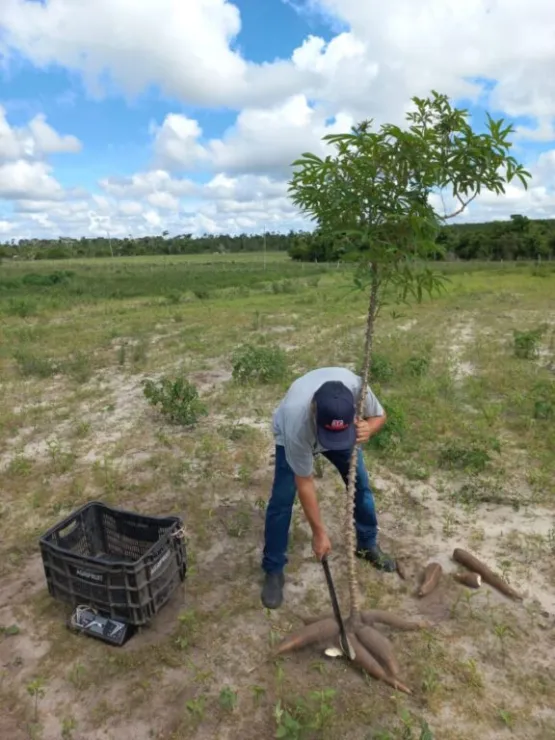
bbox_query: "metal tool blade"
[321,556,355,660]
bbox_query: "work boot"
[261,572,284,609]
[356,545,397,573]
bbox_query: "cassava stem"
[346,262,380,616]
[453,548,523,601]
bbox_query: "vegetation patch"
[143,375,207,426]
[231,343,289,384]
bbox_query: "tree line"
[288,215,555,262]
[1,215,554,262]
[0,231,292,260]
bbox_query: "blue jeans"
[262,445,378,574]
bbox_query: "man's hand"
[355,418,372,444]
[312,529,332,561]
[356,415,386,444]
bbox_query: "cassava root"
[418,562,443,597]
[273,611,423,694]
[453,571,481,589]
[453,548,523,601]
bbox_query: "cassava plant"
[273,90,532,691]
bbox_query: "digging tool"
[321,555,356,660]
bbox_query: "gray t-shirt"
[272,367,385,477]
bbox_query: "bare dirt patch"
[448,320,476,380]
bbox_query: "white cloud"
[152,95,354,176]
[515,118,555,143]
[0,160,64,200]
[208,95,353,174]
[151,115,208,170]
[204,173,288,202]
[299,0,555,122]
[0,106,81,160]
[99,170,196,198]
[3,169,309,240]
[0,0,304,108]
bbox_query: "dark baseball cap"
[313,381,356,450]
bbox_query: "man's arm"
[295,475,325,534]
[295,474,332,560]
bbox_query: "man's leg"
[261,445,297,608]
[322,447,396,572]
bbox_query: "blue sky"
[1,0,333,192]
[0,0,553,239]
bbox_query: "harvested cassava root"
[453,571,481,589]
[418,562,442,597]
[273,618,339,656]
[275,611,430,694]
[356,624,399,677]
[453,548,523,601]
[396,558,408,581]
[349,632,411,695]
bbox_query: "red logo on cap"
[325,419,348,431]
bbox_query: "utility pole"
[263,225,266,270]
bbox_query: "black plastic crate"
[39,501,187,626]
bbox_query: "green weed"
[367,398,406,451]
[370,353,394,383]
[64,351,93,383]
[5,298,38,317]
[143,376,207,426]
[231,343,288,384]
[218,686,238,712]
[438,443,493,472]
[404,355,430,377]
[513,327,545,359]
[26,678,46,721]
[531,380,554,421]
[274,689,336,739]
[13,350,58,378]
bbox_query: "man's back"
[272,367,383,477]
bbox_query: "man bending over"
[261,366,396,610]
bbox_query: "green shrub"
[231,343,288,384]
[5,298,38,317]
[367,398,406,451]
[21,271,74,287]
[165,291,182,304]
[531,380,554,421]
[438,443,493,472]
[143,376,207,426]
[405,355,430,377]
[369,353,394,383]
[13,350,59,378]
[513,327,545,359]
[64,351,93,383]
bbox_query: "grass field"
[0,254,554,740]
